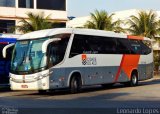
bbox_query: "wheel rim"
[132,75,137,85]
[74,79,78,89]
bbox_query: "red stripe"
[114,55,125,82]
[127,35,144,40]
[0,42,8,44]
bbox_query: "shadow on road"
[10,78,160,97]
[139,78,160,86]
[12,79,160,96]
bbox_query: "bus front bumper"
[10,76,49,91]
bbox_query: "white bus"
[3,28,154,93]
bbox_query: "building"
[0,0,67,34]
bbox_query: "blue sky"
[67,0,160,17]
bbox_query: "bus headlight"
[34,73,49,80]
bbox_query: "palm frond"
[15,12,53,33]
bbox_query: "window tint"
[0,0,15,7]
[18,0,34,8]
[139,40,152,55]
[37,0,66,11]
[117,38,131,54]
[0,20,15,33]
[47,34,70,67]
[0,44,6,59]
[70,34,151,57]
[70,34,117,57]
[129,40,141,54]
[88,37,117,54]
[0,44,13,60]
[69,35,90,58]
[6,46,14,60]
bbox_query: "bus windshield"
[10,34,70,75]
[11,38,48,74]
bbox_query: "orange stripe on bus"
[114,54,140,82]
[127,35,144,40]
[82,54,87,60]
[114,55,125,82]
[121,55,140,78]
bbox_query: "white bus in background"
[3,28,153,93]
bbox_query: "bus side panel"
[83,66,129,85]
[69,54,121,85]
[146,63,154,79]
[117,70,130,82]
[50,52,153,89]
[83,66,117,85]
[49,66,127,88]
[55,54,130,87]
[49,68,66,89]
[138,63,154,81]
[145,52,154,80]
[138,52,154,81]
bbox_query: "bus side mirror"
[42,38,61,53]
[2,43,15,58]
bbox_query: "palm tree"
[84,10,125,33]
[127,10,160,38]
[16,12,53,33]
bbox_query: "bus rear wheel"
[130,73,138,86]
[124,72,138,87]
[70,76,82,94]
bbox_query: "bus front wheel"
[70,76,82,94]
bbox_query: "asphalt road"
[0,77,160,114]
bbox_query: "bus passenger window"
[129,40,141,54]
[116,39,131,54]
[70,35,90,57]
[102,38,117,54]
[139,40,152,55]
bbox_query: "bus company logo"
[81,54,97,65]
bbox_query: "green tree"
[84,10,125,33]
[16,12,53,33]
[127,10,160,38]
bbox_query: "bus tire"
[70,76,82,94]
[130,72,138,86]
[124,72,138,87]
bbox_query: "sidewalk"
[154,74,160,79]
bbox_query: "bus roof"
[17,28,151,41]
[0,34,21,38]
[0,38,16,43]
[0,34,21,43]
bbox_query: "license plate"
[21,85,28,88]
